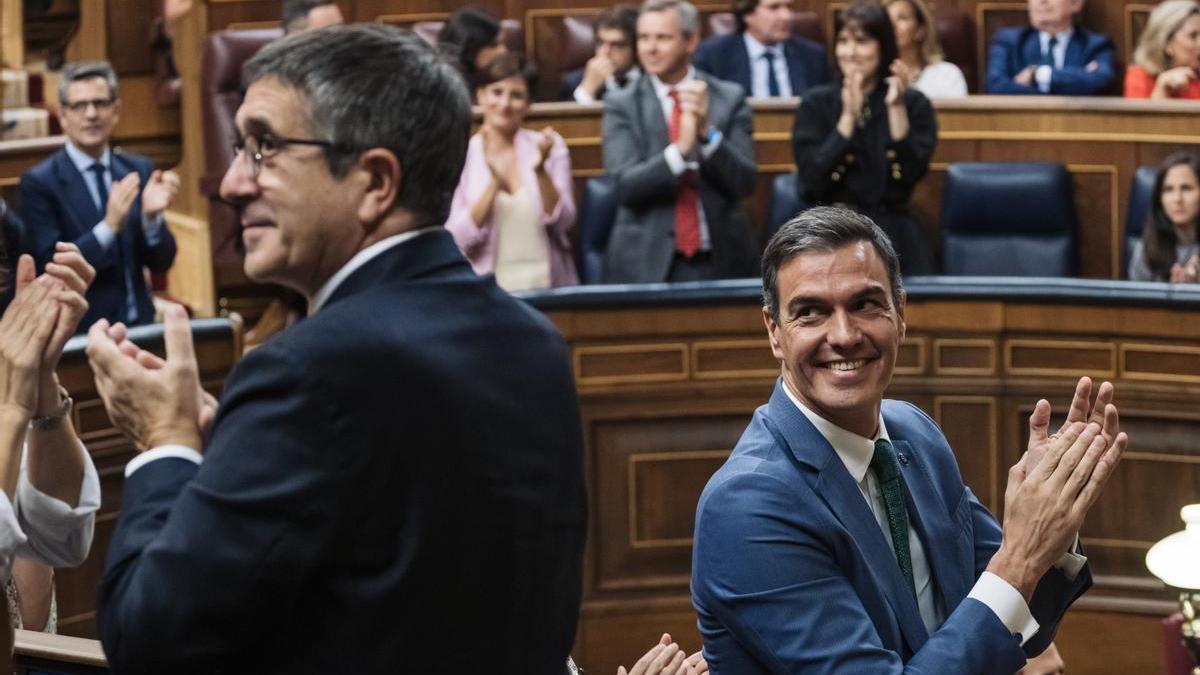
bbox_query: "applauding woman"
[792,0,936,275]
[884,0,968,98]
[1130,152,1200,282]
[1125,0,1200,99]
[447,54,579,291]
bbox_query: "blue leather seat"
[941,162,1077,276]
[1123,166,1157,278]
[577,176,619,284]
[767,172,811,239]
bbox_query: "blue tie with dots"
[871,438,915,595]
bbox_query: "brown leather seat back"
[935,8,976,92]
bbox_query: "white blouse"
[913,60,969,98]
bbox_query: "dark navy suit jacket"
[18,147,176,329]
[97,230,588,674]
[694,32,831,97]
[692,382,1091,673]
[986,25,1115,95]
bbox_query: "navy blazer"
[986,25,1115,95]
[18,147,176,329]
[694,32,831,97]
[97,230,588,674]
[692,382,1091,673]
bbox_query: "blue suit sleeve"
[132,163,178,273]
[986,31,1037,94]
[693,471,1029,675]
[18,171,115,272]
[1048,38,1116,95]
[97,344,345,675]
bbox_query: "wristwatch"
[30,385,73,431]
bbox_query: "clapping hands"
[616,634,708,675]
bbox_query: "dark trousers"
[667,250,715,282]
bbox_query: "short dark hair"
[475,52,538,93]
[835,0,898,84]
[732,0,760,33]
[281,0,336,33]
[595,4,639,49]
[1142,151,1200,280]
[59,60,118,102]
[244,24,472,228]
[762,206,904,319]
[438,7,503,83]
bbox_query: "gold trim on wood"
[1123,451,1200,465]
[939,130,1200,144]
[1004,339,1117,378]
[627,449,731,549]
[691,339,778,380]
[1120,342,1200,383]
[933,396,998,509]
[1081,537,1158,550]
[933,338,997,376]
[574,343,689,386]
[894,335,928,375]
[374,12,448,25]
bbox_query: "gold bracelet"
[30,385,73,431]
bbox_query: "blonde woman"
[1126,0,1200,99]
[885,0,968,97]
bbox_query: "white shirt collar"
[1039,27,1073,50]
[64,140,111,173]
[609,66,641,90]
[309,226,440,314]
[780,378,890,484]
[649,66,697,100]
[743,32,782,60]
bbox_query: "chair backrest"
[200,28,283,276]
[1123,165,1158,277]
[768,172,810,239]
[935,8,976,92]
[940,162,1078,276]
[577,176,619,284]
[705,11,822,44]
[411,19,525,54]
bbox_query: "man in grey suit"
[602,0,759,283]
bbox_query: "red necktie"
[668,89,701,258]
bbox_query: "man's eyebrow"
[785,295,827,314]
[239,117,274,137]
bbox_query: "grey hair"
[762,207,904,319]
[243,23,472,228]
[59,60,119,103]
[640,0,701,36]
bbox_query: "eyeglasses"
[62,98,115,113]
[231,132,341,178]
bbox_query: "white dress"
[492,187,552,292]
[913,60,969,98]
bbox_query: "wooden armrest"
[14,628,108,670]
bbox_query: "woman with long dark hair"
[437,7,510,90]
[791,0,937,275]
[1130,152,1200,282]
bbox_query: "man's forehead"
[67,77,112,96]
[236,78,309,134]
[779,242,892,297]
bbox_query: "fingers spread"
[1062,376,1092,427]
[1028,398,1051,438]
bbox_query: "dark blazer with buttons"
[985,25,1115,95]
[694,32,832,98]
[18,148,176,329]
[601,70,758,283]
[692,382,1092,673]
[97,230,588,674]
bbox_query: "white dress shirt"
[1034,28,1073,93]
[573,68,640,104]
[742,33,793,98]
[127,227,442,477]
[780,381,1043,643]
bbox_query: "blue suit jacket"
[18,147,176,329]
[694,32,831,97]
[97,231,587,674]
[692,382,1091,673]
[985,26,1115,95]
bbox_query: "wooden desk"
[525,277,1199,674]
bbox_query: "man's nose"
[219,152,258,205]
[826,310,863,346]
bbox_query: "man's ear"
[354,148,402,227]
[763,306,785,362]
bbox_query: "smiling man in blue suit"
[20,60,178,330]
[692,206,1128,673]
[985,0,1115,95]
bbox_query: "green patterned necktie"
[871,438,916,595]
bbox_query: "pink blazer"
[446,128,579,287]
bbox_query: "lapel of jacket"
[53,149,102,233]
[323,229,470,309]
[783,40,806,94]
[1064,29,1087,67]
[767,382,930,655]
[885,407,971,634]
[732,36,754,94]
[1022,27,1043,69]
[636,74,671,148]
[110,152,138,245]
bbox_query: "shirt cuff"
[1053,534,1087,580]
[0,490,26,579]
[699,129,723,161]
[92,220,116,250]
[143,212,165,244]
[968,571,1040,646]
[1035,65,1052,93]
[126,444,204,477]
[664,144,688,177]
[17,442,101,525]
[573,86,596,104]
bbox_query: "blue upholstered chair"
[767,172,811,239]
[1123,166,1158,279]
[576,176,619,284]
[940,162,1078,277]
